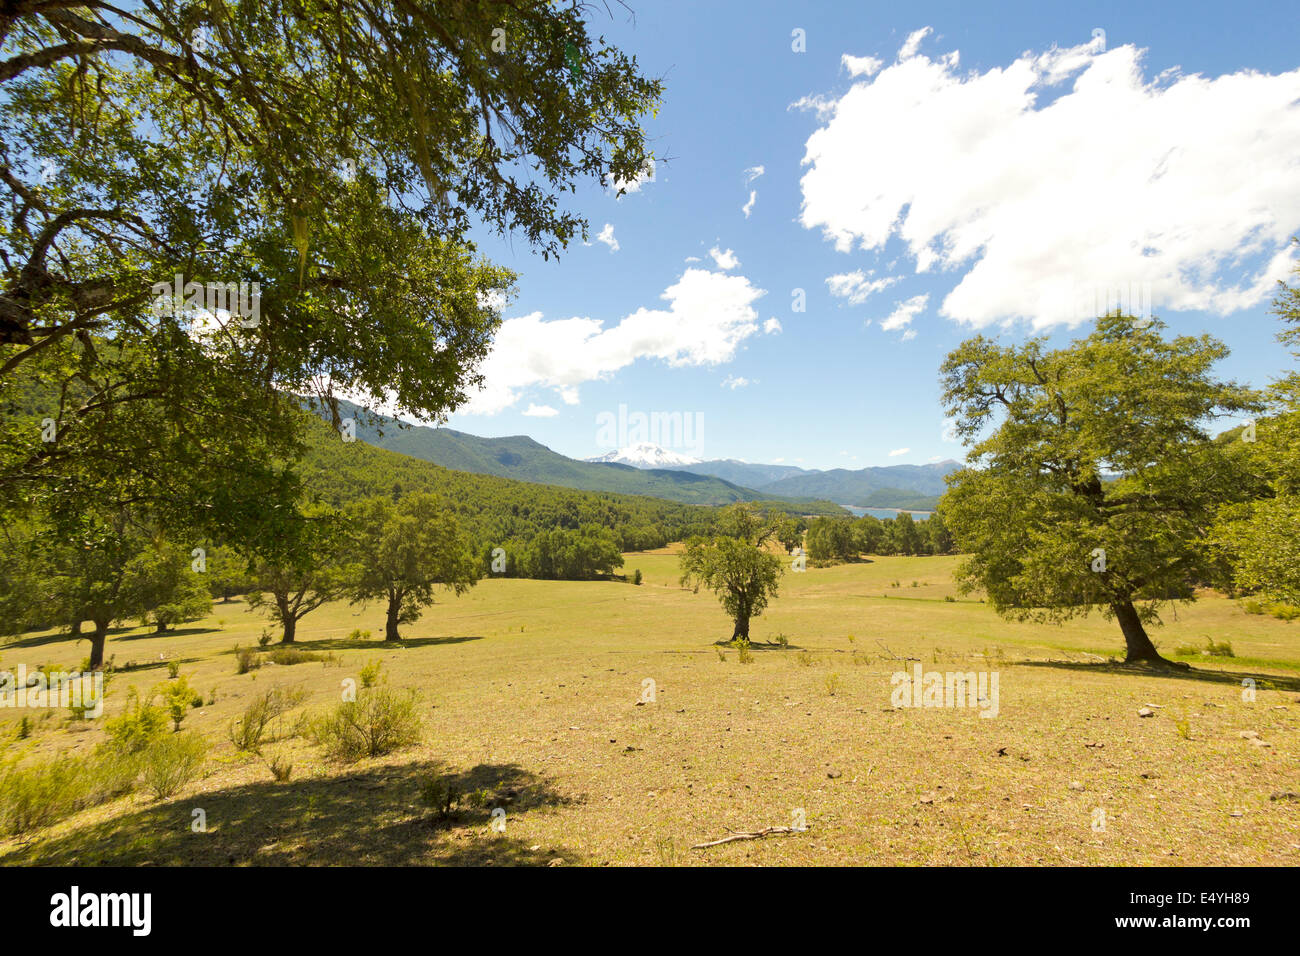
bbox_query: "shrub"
[234,645,261,674]
[1269,603,1300,621]
[157,675,197,731]
[1205,638,1235,658]
[632,569,643,586]
[139,732,208,799]
[264,751,293,782]
[229,686,307,754]
[166,660,181,679]
[736,639,753,664]
[104,692,169,755]
[309,688,422,762]
[267,646,328,666]
[347,628,372,641]
[0,754,89,835]
[823,672,842,696]
[774,633,790,649]
[359,659,383,689]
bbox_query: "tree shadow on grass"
[7,760,581,867]
[1018,659,1300,693]
[304,635,486,652]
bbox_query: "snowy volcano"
[587,443,703,468]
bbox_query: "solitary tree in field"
[347,493,480,642]
[940,313,1260,664]
[247,507,350,644]
[679,505,785,642]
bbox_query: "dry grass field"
[2,549,1297,866]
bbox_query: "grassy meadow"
[2,549,1297,866]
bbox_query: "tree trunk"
[1114,601,1169,663]
[281,616,297,644]
[385,597,401,642]
[88,622,108,671]
[155,620,169,634]
[732,612,750,642]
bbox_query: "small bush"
[736,639,754,664]
[714,647,726,662]
[419,775,460,819]
[1269,603,1300,621]
[139,732,208,799]
[166,660,181,679]
[1241,599,1266,615]
[359,659,383,689]
[0,755,89,835]
[347,628,372,641]
[774,633,790,649]
[632,569,643,586]
[264,751,293,782]
[823,672,842,696]
[796,650,814,667]
[266,646,326,666]
[1205,638,1235,658]
[258,628,273,648]
[309,688,422,762]
[234,645,261,674]
[229,686,307,754]
[157,675,197,731]
[104,692,169,755]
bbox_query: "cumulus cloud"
[889,447,911,457]
[522,404,559,418]
[764,317,783,334]
[877,294,929,332]
[595,222,620,253]
[709,246,741,270]
[826,269,901,304]
[722,374,754,389]
[460,269,766,414]
[799,31,1300,328]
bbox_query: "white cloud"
[709,246,741,270]
[800,33,1300,329]
[898,26,932,60]
[684,255,702,263]
[842,53,883,77]
[889,447,911,457]
[595,222,620,253]
[460,268,766,414]
[745,165,765,183]
[763,317,783,334]
[722,374,754,389]
[877,293,929,332]
[826,269,901,305]
[522,404,559,418]
[928,455,943,462]
[901,329,917,341]
[742,190,757,218]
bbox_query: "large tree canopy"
[0,0,661,558]
[940,313,1261,664]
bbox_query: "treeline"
[804,511,955,564]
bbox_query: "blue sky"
[443,0,1300,470]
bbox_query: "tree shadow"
[303,635,487,652]
[1018,659,1300,693]
[5,760,581,867]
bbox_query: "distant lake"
[839,505,931,520]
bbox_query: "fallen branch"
[876,640,920,662]
[690,825,810,850]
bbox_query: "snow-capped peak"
[587,442,702,468]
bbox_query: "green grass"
[1,550,1297,866]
